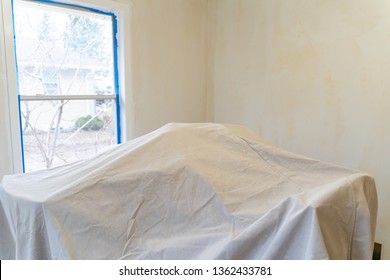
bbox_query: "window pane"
[21,99,116,173]
[13,0,115,97]
[13,0,121,173]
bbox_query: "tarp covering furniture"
[0,123,377,259]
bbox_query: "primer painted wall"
[208,0,390,258]
[130,0,207,137]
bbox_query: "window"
[12,0,121,172]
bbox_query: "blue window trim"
[11,0,122,173]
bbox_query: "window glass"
[20,99,116,171]
[13,0,120,172]
[14,1,115,97]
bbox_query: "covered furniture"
[0,123,377,259]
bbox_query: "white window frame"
[0,0,132,175]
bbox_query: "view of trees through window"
[13,0,120,172]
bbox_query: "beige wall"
[208,0,390,258]
[129,0,208,137]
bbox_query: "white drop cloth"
[0,123,377,259]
